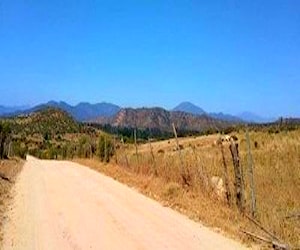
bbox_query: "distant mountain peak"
[173,102,206,115]
[178,101,195,106]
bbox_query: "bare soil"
[0,158,23,242]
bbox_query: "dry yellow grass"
[76,158,253,247]
[77,129,300,248]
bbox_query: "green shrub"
[97,135,114,163]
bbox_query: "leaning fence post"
[246,129,257,217]
[229,138,245,212]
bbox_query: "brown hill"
[91,107,233,132]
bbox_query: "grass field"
[77,128,300,248]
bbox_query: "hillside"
[0,107,100,159]
[92,107,232,133]
[8,107,80,136]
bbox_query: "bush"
[0,122,11,159]
[97,135,114,163]
[12,142,28,159]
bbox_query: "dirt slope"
[0,159,23,242]
[2,156,248,249]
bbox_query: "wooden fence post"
[219,140,232,206]
[246,129,257,217]
[229,139,245,212]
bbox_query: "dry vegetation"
[0,158,23,242]
[77,128,300,248]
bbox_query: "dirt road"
[2,156,248,249]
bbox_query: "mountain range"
[0,100,276,123]
[91,107,231,133]
[2,101,121,121]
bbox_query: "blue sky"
[0,0,299,117]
